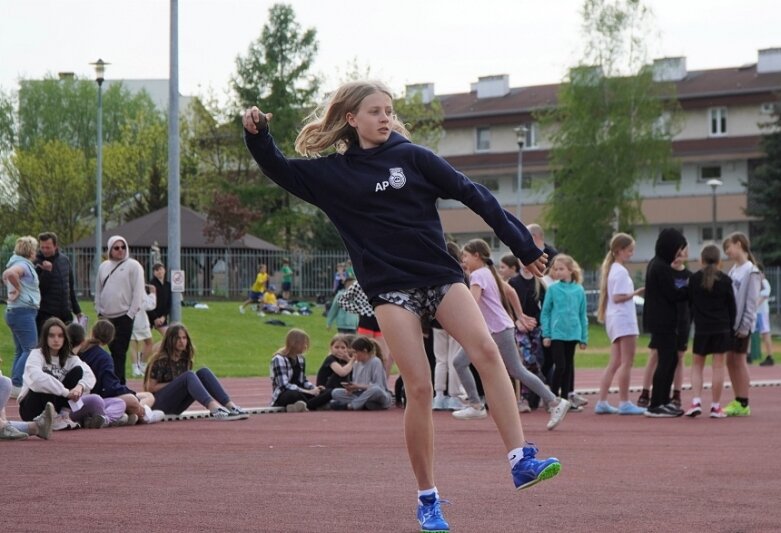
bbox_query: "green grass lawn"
[4,301,775,379]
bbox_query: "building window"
[476,127,491,151]
[660,168,680,184]
[701,227,723,242]
[511,174,534,191]
[473,176,499,191]
[524,123,538,149]
[709,107,727,136]
[699,165,722,182]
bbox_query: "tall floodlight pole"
[168,0,182,322]
[513,125,528,220]
[91,59,109,284]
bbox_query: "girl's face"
[353,349,370,362]
[672,246,688,268]
[346,91,394,149]
[724,241,746,262]
[174,330,189,354]
[551,261,573,282]
[331,341,349,360]
[616,243,635,264]
[461,250,483,273]
[48,326,65,352]
[497,262,516,281]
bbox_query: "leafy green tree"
[396,91,444,151]
[3,139,92,243]
[539,0,679,267]
[747,110,781,266]
[229,3,320,250]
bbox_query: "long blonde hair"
[294,81,410,156]
[463,239,513,318]
[551,254,583,284]
[597,233,635,323]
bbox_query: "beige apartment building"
[415,48,781,265]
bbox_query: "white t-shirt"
[605,262,639,342]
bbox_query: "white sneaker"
[518,398,532,413]
[547,398,571,430]
[131,364,143,377]
[432,395,448,410]
[452,405,487,420]
[142,405,166,424]
[239,305,245,314]
[10,385,21,399]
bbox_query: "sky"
[1,0,780,100]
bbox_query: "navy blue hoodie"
[79,344,134,398]
[245,129,541,300]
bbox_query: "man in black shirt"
[34,232,83,331]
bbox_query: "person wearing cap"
[94,236,146,385]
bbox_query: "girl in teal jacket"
[541,255,588,405]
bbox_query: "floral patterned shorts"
[370,284,455,320]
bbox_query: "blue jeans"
[5,307,39,387]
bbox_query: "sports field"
[3,365,780,532]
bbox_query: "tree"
[746,110,781,265]
[3,139,92,243]
[539,0,679,267]
[230,3,320,249]
[395,91,444,151]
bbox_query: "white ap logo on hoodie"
[375,167,407,192]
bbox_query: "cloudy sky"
[1,0,779,99]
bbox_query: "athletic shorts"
[282,281,292,292]
[357,315,382,337]
[370,284,455,321]
[248,290,263,302]
[727,335,750,354]
[693,332,731,356]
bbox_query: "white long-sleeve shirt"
[18,348,96,401]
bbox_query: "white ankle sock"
[711,402,720,410]
[693,397,702,406]
[418,487,438,501]
[508,447,525,468]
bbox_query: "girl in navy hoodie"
[243,81,559,533]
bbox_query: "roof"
[68,206,282,251]
[438,64,781,121]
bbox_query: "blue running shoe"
[417,494,449,533]
[594,401,619,414]
[618,402,646,415]
[512,444,561,490]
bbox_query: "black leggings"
[550,340,577,398]
[650,332,678,408]
[19,367,82,421]
[274,388,332,411]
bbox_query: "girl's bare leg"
[726,351,750,398]
[374,305,435,489]
[433,284,524,452]
[690,355,705,400]
[642,349,657,391]
[711,354,725,405]
[616,336,637,402]
[598,341,621,402]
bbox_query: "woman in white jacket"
[17,318,108,429]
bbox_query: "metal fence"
[1,246,780,314]
[1,248,353,303]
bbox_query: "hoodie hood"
[654,228,687,264]
[344,131,411,159]
[107,235,130,262]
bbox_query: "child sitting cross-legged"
[330,337,392,411]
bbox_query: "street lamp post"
[513,125,528,220]
[707,178,723,242]
[90,58,109,280]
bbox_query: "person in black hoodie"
[684,244,736,418]
[242,81,559,533]
[34,232,83,331]
[643,228,690,417]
